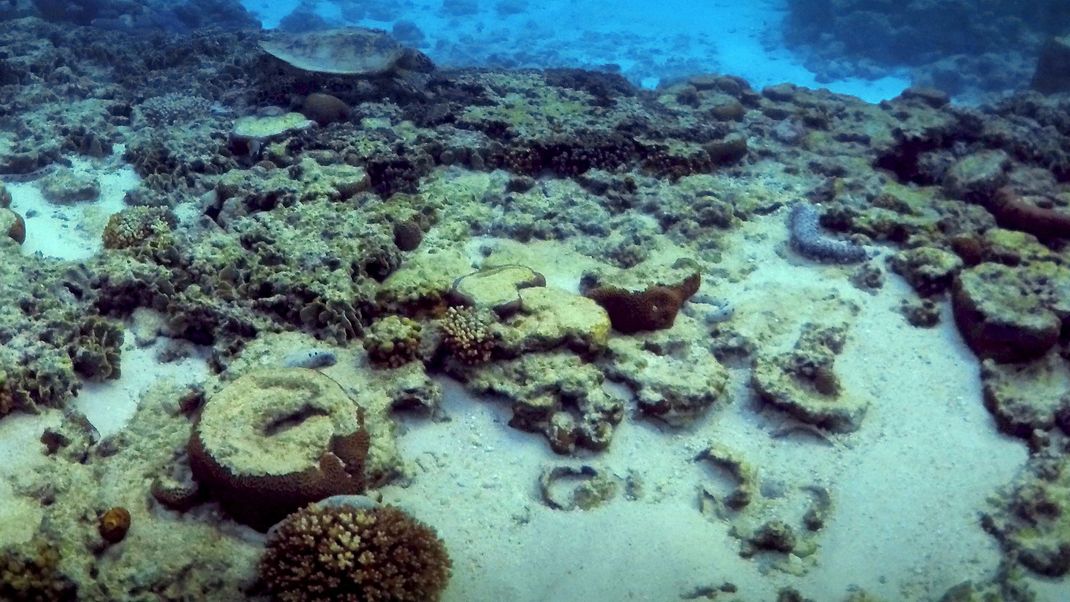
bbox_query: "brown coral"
[260,502,451,602]
[98,506,131,544]
[188,369,371,530]
[585,273,700,334]
[439,306,496,364]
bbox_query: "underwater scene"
[1,0,1070,600]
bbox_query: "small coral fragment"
[98,506,131,544]
[364,315,424,368]
[439,306,496,364]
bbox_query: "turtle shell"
[260,28,409,76]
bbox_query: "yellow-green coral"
[363,315,423,368]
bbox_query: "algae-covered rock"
[377,248,473,315]
[952,262,1061,363]
[982,452,1070,577]
[980,355,1070,439]
[695,444,758,516]
[751,323,867,432]
[188,368,370,531]
[942,150,1010,203]
[461,351,624,454]
[599,333,729,426]
[38,167,100,204]
[889,246,963,296]
[498,286,610,355]
[449,264,546,315]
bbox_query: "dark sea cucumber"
[788,202,870,264]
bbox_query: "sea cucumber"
[788,202,870,264]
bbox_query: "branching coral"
[439,306,496,364]
[260,501,451,602]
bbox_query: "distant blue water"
[239,0,911,103]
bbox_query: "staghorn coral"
[260,502,451,602]
[439,306,496,364]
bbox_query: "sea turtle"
[259,27,434,77]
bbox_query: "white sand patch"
[74,328,211,439]
[383,210,1032,601]
[8,153,138,260]
[0,411,61,546]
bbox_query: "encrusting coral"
[259,501,451,602]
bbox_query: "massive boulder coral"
[582,260,702,334]
[188,368,371,531]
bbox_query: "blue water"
[240,0,911,102]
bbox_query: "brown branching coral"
[259,502,451,602]
[439,306,496,364]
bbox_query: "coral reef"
[260,500,451,602]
